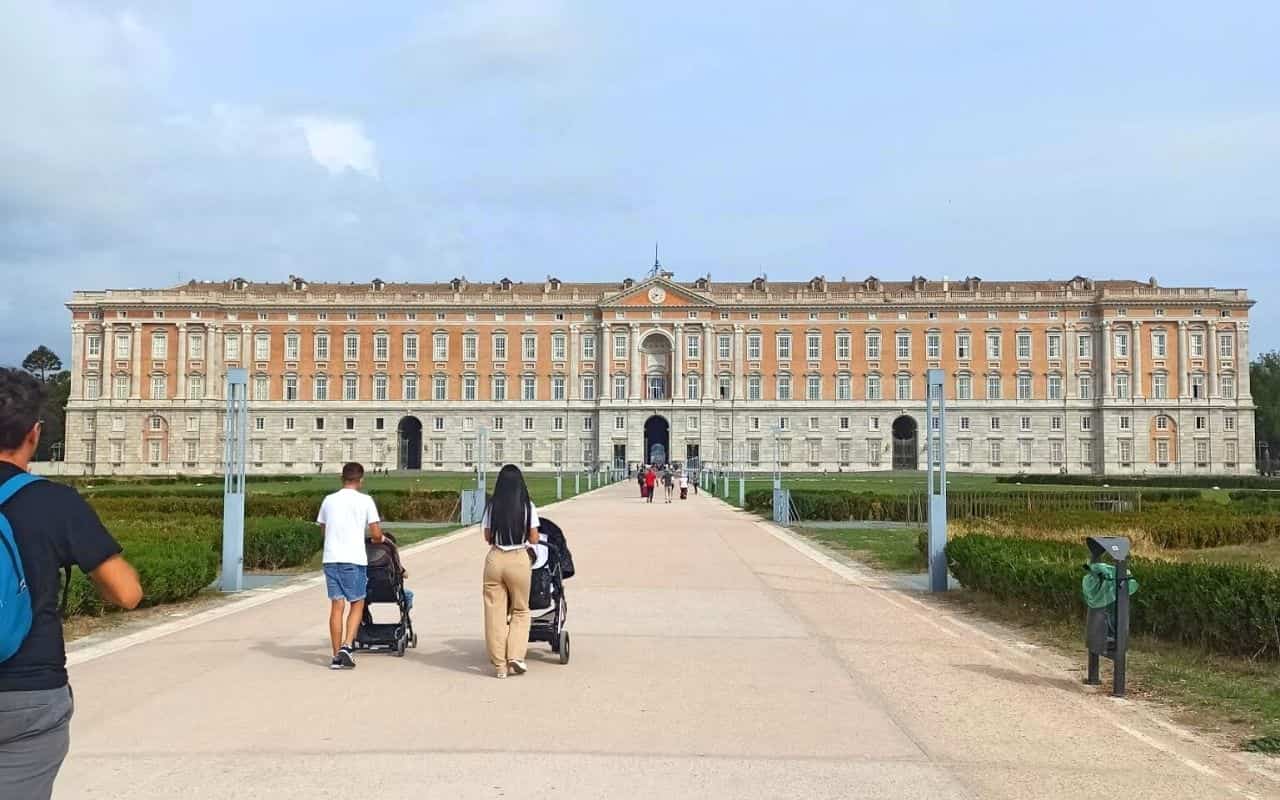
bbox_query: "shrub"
[243,518,324,570]
[65,538,219,616]
[969,507,1280,551]
[89,490,459,523]
[946,534,1280,659]
[996,474,1280,490]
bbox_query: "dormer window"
[750,276,766,292]
[546,276,562,291]
[911,276,927,291]
[450,277,464,292]
[964,276,982,291]
[622,278,635,290]
[808,276,827,292]
[289,276,307,292]
[371,278,386,292]
[499,277,513,291]
[693,276,710,290]
[864,276,881,292]
[230,277,248,292]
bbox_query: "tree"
[35,370,70,462]
[22,346,63,382]
[1250,352,1280,473]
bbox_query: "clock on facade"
[648,287,666,304]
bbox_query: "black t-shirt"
[0,464,122,692]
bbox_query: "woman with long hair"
[482,464,540,679]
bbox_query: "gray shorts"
[0,685,74,800]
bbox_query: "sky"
[2,1,1278,366]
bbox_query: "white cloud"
[298,117,380,178]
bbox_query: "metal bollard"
[575,472,581,494]
[738,474,745,507]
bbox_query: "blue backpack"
[0,473,45,663]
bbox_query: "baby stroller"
[354,532,418,657]
[528,517,575,664]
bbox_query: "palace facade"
[62,273,1255,476]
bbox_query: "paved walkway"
[57,483,1276,799]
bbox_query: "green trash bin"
[1083,537,1137,696]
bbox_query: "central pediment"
[600,276,715,308]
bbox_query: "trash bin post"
[1083,536,1134,697]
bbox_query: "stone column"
[733,324,746,400]
[629,323,642,401]
[673,323,684,400]
[1238,322,1251,400]
[703,325,715,400]
[568,324,580,400]
[1064,327,1076,399]
[1178,321,1190,399]
[1132,321,1143,399]
[208,324,222,400]
[69,323,84,401]
[177,323,188,400]
[1100,321,1111,399]
[130,322,143,399]
[1207,321,1219,398]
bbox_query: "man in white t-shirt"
[316,462,384,670]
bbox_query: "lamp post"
[221,368,248,592]
[925,369,948,593]
[771,424,782,490]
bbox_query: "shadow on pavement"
[957,662,1081,693]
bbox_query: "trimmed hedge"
[89,490,458,523]
[744,489,919,521]
[65,538,219,616]
[997,474,1280,490]
[946,534,1280,659]
[971,506,1280,550]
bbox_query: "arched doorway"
[641,332,672,400]
[644,415,670,466]
[398,416,423,470]
[892,415,918,471]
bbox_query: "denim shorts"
[323,563,367,602]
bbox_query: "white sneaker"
[508,659,528,675]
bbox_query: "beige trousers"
[483,547,532,667]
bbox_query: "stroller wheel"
[395,638,407,657]
[410,632,419,649]
[558,631,570,665]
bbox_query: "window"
[522,334,537,360]
[986,333,1001,359]
[837,375,851,400]
[149,440,164,465]
[186,441,198,464]
[1222,374,1236,399]
[1077,333,1092,360]
[990,416,1001,431]
[1225,441,1238,466]
[151,332,168,359]
[1020,415,1032,432]
[838,441,851,466]
[687,375,701,400]
[749,376,762,400]
[718,335,732,360]
[1224,415,1236,432]
[582,376,596,400]
[1194,415,1207,431]
[583,416,594,432]
[286,374,300,401]
[463,416,474,432]
[85,375,100,399]
[1081,416,1092,432]
[1155,415,1169,431]
[1114,332,1129,358]
[373,333,389,361]
[1152,331,1167,358]
[493,334,507,361]
[246,332,267,361]
[959,416,971,431]
[719,415,731,431]
[866,332,881,360]
[896,333,911,360]
[1191,332,1204,357]
[581,333,596,360]
[315,333,330,361]
[344,416,356,432]
[1156,440,1170,465]
[688,335,702,360]
[1218,333,1234,359]
[552,375,566,400]
[866,375,882,400]
[747,333,762,359]
[375,417,385,431]
[1016,333,1031,360]
[839,416,851,431]
[777,375,792,400]
[1119,415,1131,431]
[111,415,124,433]
[404,375,418,401]
[115,333,132,359]
[613,334,627,360]
[552,416,565,432]
[1017,375,1032,400]
[1078,374,1092,400]
[956,440,972,466]
[344,333,359,361]
[802,333,819,361]
[313,375,329,400]
[869,416,881,431]
[435,375,449,401]
[896,375,911,400]
[835,333,851,360]
[989,441,1002,466]
[522,376,536,401]
[1051,415,1063,431]
[87,334,102,358]
[1048,375,1062,400]
[403,333,419,361]
[434,416,446,432]
[719,375,732,399]
[1047,333,1062,359]
[251,375,267,401]
[552,333,567,361]
[430,333,447,361]
[1019,440,1032,465]
[986,375,1002,400]
[315,417,326,431]
[435,441,447,465]
[613,376,627,400]
[866,440,882,468]
[113,375,129,399]
[1152,373,1168,399]
[464,375,478,401]
[344,375,358,401]
[493,375,508,401]
[493,416,506,432]
[188,374,204,399]
[614,415,626,431]
[957,374,972,400]
[492,441,505,464]
[1191,373,1205,399]
[285,333,300,361]
[926,331,941,359]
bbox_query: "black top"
[0,464,122,692]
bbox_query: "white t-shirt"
[316,488,381,565]
[482,500,540,551]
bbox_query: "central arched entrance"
[644,415,670,466]
[892,415,918,471]
[398,416,423,470]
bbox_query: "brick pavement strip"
[55,483,1278,799]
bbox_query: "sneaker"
[495,666,508,679]
[508,659,528,675]
[329,655,343,670]
[336,646,356,670]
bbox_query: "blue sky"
[2,1,1277,365]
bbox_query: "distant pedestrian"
[679,470,689,500]
[0,368,142,800]
[645,467,657,504]
[317,462,384,670]
[663,469,674,503]
[638,466,647,499]
[482,464,539,679]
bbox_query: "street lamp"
[770,423,782,490]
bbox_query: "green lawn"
[796,526,926,572]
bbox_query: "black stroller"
[529,517,574,664]
[354,532,418,657]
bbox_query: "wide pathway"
[57,482,1276,799]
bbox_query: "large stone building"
[62,273,1255,476]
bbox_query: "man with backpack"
[0,367,142,799]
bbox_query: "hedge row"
[972,506,1280,550]
[98,514,326,571]
[89,490,458,522]
[744,489,920,521]
[946,534,1280,659]
[65,538,219,616]
[997,474,1280,490]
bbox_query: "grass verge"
[795,526,926,572]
